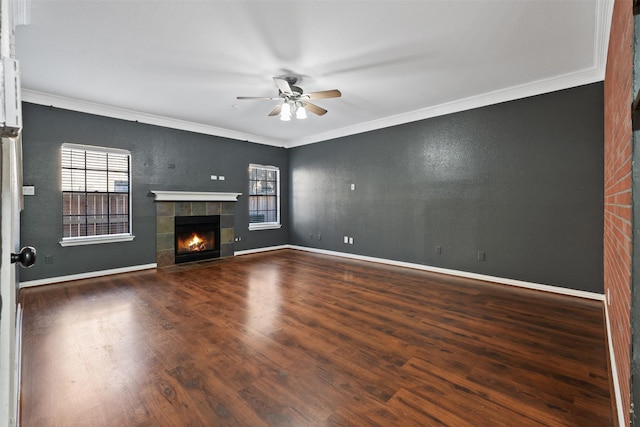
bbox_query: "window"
[249,164,281,230]
[60,143,134,246]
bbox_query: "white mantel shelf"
[151,191,242,202]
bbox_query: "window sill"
[59,234,135,247]
[249,223,282,231]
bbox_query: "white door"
[0,135,23,426]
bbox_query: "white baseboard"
[281,245,604,301]
[14,303,22,427]
[604,302,625,427]
[23,247,605,303]
[18,263,157,288]
[234,245,290,256]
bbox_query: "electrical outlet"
[350,183,356,191]
[219,176,225,181]
[477,251,486,261]
[210,175,218,180]
[317,233,322,241]
[435,246,442,254]
[344,236,349,243]
[349,237,354,245]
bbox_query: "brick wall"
[604,0,633,425]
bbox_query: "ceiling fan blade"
[268,104,282,117]
[305,89,342,100]
[303,102,328,116]
[274,78,293,95]
[236,96,280,100]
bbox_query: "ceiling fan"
[237,77,342,121]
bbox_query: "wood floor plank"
[19,249,614,426]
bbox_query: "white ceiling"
[15,1,612,148]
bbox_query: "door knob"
[11,246,36,268]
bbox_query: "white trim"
[1,137,20,427]
[286,68,604,148]
[289,246,604,300]
[234,244,290,256]
[604,302,625,427]
[61,142,130,156]
[24,67,604,150]
[150,190,242,202]
[248,163,281,227]
[249,163,279,172]
[22,90,287,148]
[14,304,22,427]
[59,234,135,247]
[594,0,614,79]
[18,263,157,288]
[236,245,604,301]
[248,223,282,231]
[61,144,134,243]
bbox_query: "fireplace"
[152,191,241,267]
[174,215,220,264]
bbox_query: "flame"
[188,234,202,246]
[184,233,207,252]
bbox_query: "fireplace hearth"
[174,215,220,264]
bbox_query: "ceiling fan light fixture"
[237,76,341,120]
[280,102,291,121]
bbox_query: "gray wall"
[289,83,604,293]
[19,103,289,282]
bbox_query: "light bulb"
[280,102,291,121]
[296,104,307,119]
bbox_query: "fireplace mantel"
[151,191,242,202]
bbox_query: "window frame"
[59,143,135,247]
[248,163,282,231]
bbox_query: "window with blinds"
[249,164,280,229]
[61,143,131,240]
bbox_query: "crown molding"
[21,90,288,148]
[286,66,604,148]
[23,66,605,151]
[595,0,614,78]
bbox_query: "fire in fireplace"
[174,215,220,264]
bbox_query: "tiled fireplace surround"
[153,192,240,267]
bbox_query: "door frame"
[0,136,22,426]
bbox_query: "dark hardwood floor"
[19,249,613,426]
